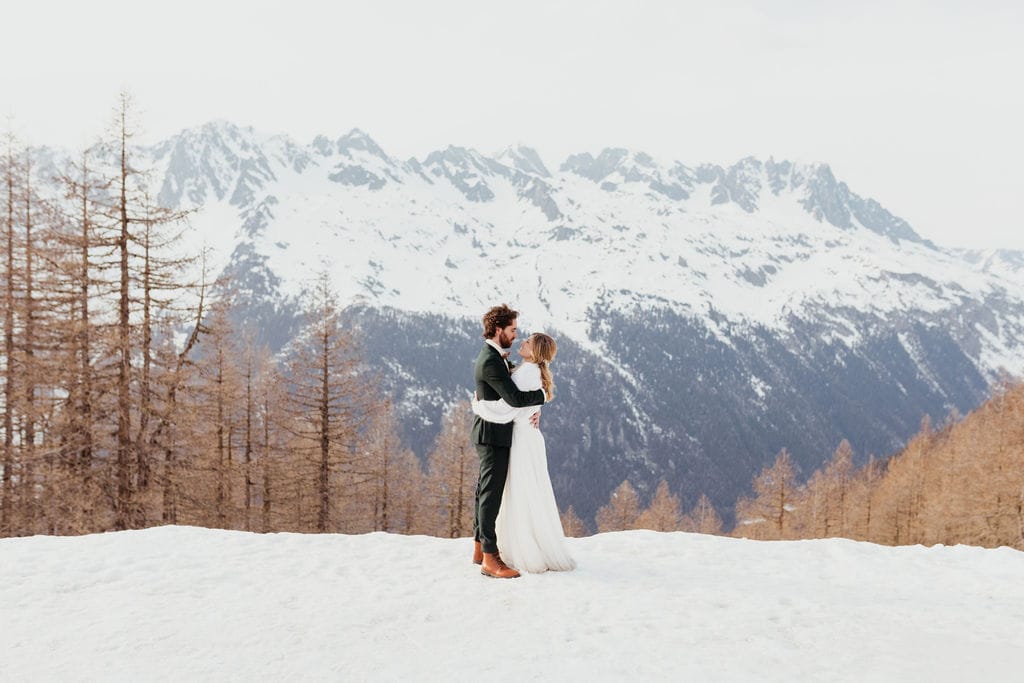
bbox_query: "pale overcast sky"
[3,1,1022,249]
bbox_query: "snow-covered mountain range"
[33,121,1024,523]
[152,122,1022,350]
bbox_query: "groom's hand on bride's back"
[530,410,540,429]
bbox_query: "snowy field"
[2,527,1022,681]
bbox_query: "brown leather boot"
[480,552,520,579]
[472,541,483,565]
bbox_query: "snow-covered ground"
[2,527,1022,681]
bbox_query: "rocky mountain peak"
[153,120,277,208]
[560,147,692,199]
[336,128,390,162]
[420,146,502,202]
[311,134,334,156]
[496,144,551,178]
[560,148,632,183]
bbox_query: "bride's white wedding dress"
[472,362,575,573]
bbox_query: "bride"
[471,333,575,573]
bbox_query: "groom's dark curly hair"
[482,304,518,338]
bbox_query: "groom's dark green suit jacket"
[471,344,546,447]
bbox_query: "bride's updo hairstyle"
[530,333,557,401]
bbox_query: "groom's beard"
[498,330,515,349]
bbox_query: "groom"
[472,304,547,579]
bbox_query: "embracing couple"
[470,304,576,578]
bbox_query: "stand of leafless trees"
[726,383,1024,549]
[0,97,482,539]
[593,382,1024,550]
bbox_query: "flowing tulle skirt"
[495,419,576,573]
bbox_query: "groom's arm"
[481,356,546,408]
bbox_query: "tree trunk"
[216,345,226,528]
[244,357,253,530]
[22,157,36,529]
[1,137,16,534]
[454,447,464,537]
[77,151,94,477]
[136,218,152,491]
[262,390,271,532]
[318,328,330,532]
[115,103,133,530]
[380,438,389,532]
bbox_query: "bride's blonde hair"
[530,333,557,401]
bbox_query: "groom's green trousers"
[473,443,510,555]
